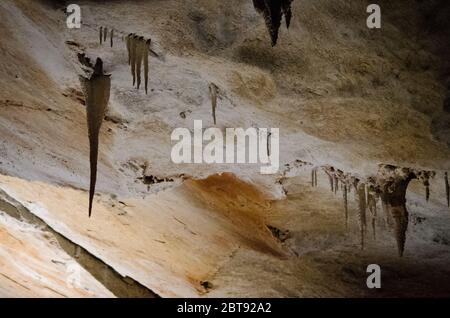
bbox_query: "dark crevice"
[0,189,159,298]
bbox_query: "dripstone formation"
[253,0,294,46]
[79,58,111,217]
[313,164,436,256]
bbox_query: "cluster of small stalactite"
[125,34,152,94]
[78,58,111,217]
[252,0,294,46]
[99,26,115,48]
[97,26,153,94]
[312,164,440,256]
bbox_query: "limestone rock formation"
[1,0,450,298]
[317,163,437,256]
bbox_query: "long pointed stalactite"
[126,33,133,65]
[110,29,114,48]
[323,166,334,192]
[99,26,103,45]
[446,172,449,208]
[333,175,338,194]
[143,39,151,94]
[357,183,367,249]
[311,167,317,187]
[135,37,145,90]
[313,167,318,187]
[366,182,378,240]
[130,35,138,86]
[343,183,348,227]
[79,58,111,217]
[252,0,294,46]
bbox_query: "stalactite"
[281,0,293,28]
[357,183,367,249]
[209,83,219,125]
[99,26,103,45]
[391,205,408,257]
[381,200,393,228]
[373,198,378,239]
[310,167,318,187]
[103,27,108,43]
[110,29,114,48]
[367,187,378,240]
[329,173,334,192]
[314,167,318,187]
[334,176,338,194]
[343,183,348,228]
[323,169,334,192]
[351,176,359,192]
[135,37,145,90]
[375,164,435,256]
[304,163,435,256]
[79,58,111,217]
[445,172,449,207]
[130,35,138,86]
[78,53,93,69]
[252,0,294,46]
[144,39,151,95]
[416,170,435,202]
[126,33,133,65]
